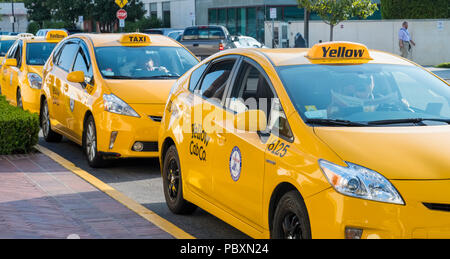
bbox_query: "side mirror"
[67,71,85,84]
[234,110,267,132]
[4,58,17,67]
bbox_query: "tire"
[41,100,62,142]
[162,145,197,214]
[271,190,311,239]
[16,88,23,109]
[83,115,106,168]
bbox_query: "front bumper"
[21,86,40,114]
[96,104,165,158]
[305,179,450,239]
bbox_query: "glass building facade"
[206,4,382,43]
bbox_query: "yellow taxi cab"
[158,41,450,239]
[0,35,18,89]
[40,33,199,167]
[0,30,67,113]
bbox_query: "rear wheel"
[162,145,197,214]
[41,100,62,142]
[83,115,106,168]
[271,190,311,239]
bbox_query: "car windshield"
[0,40,15,56]
[278,64,450,125]
[26,42,57,65]
[95,46,198,80]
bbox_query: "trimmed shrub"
[0,96,40,154]
[381,0,449,19]
[436,62,450,68]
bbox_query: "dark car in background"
[143,28,184,37]
[179,25,236,60]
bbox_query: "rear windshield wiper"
[367,118,450,125]
[305,119,367,127]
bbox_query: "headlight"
[319,160,404,205]
[103,94,140,118]
[28,73,42,89]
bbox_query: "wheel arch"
[268,181,306,233]
[81,110,94,148]
[160,136,176,171]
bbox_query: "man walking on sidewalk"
[399,21,416,59]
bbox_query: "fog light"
[345,227,363,239]
[133,142,144,152]
[109,131,118,149]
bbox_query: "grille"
[423,203,450,212]
[149,116,162,122]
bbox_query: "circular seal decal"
[229,146,242,182]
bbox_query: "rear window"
[0,40,15,57]
[26,42,57,65]
[182,27,225,40]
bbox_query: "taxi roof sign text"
[306,42,373,64]
[46,30,68,42]
[119,33,151,46]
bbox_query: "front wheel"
[271,190,311,239]
[16,88,23,109]
[41,100,62,142]
[83,115,106,168]
[162,145,197,214]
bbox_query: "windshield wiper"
[137,75,180,79]
[367,118,450,125]
[305,118,367,127]
[104,75,133,79]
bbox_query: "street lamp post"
[11,0,15,33]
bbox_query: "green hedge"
[381,0,449,19]
[0,96,40,154]
[436,62,450,68]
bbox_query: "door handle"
[216,133,226,144]
[266,159,276,165]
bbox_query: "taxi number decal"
[268,139,289,158]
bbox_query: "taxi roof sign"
[18,33,34,38]
[306,41,373,64]
[119,33,151,46]
[46,30,68,42]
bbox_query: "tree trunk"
[330,24,334,41]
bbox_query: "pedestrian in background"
[399,21,416,59]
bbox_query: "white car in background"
[232,35,267,48]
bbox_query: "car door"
[1,41,17,99]
[185,56,238,198]
[47,39,79,136]
[3,40,21,103]
[210,58,272,229]
[65,40,95,142]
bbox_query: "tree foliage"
[380,0,449,19]
[299,0,378,41]
[24,0,146,31]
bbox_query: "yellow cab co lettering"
[190,123,210,162]
[322,46,364,58]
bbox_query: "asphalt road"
[38,132,249,239]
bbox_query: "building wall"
[0,3,28,33]
[141,0,196,28]
[265,19,450,66]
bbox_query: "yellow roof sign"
[306,41,373,64]
[46,30,68,42]
[119,33,151,46]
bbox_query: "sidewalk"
[0,152,172,239]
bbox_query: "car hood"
[105,79,175,104]
[314,126,450,180]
